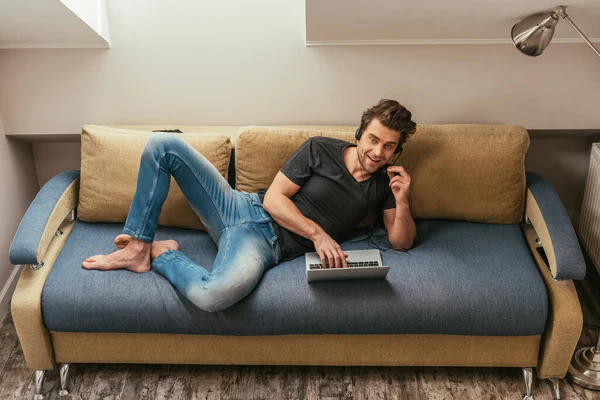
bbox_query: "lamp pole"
[556,6,600,59]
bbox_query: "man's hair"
[360,99,416,147]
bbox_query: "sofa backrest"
[235,125,529,224]
[78,125,231,231]
[77,123,529,230]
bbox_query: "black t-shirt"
[260,137,397,261]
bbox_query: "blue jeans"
[122,133,282,312]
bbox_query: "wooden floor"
[2,253,600,400]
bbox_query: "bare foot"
[82,237,151,273]
[114,233,132,248]
[151,239,179,259]
[115,234,179,259]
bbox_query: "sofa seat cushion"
[42,219,548,336]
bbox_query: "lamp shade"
[511,11,560,56]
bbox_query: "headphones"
[345,122,403,251]
[354,123,404,155]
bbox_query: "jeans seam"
[211,227,231,277]
[135,148,166,238]
[175,253,208,278]
[164,149,228,232]
[154,250,208,279]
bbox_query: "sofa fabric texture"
[9,123,587,378]
[236,125,529,224]
[9,170,80,265]
[77,125,231,231]
[50,331,541,367]
[42,219,548,336]
[526,172,586,280]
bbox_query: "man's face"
[357,118,401,174]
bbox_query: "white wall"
[0,0,599,134]
[0,115,39,319]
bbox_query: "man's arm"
[383,206,416,251]
[383,165,416,251]
[262,171,349,268]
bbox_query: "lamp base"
[568,346,600,390]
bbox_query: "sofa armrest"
[9,170,80,266]
[525,171,585,280]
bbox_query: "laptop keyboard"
[309,261,380,270]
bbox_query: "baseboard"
[0,264,23,321]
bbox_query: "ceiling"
[306,0,600,44]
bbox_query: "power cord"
[345,147,403,252]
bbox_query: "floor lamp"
[511,5,600,390]
[511,5,600,59]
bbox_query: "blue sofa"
[8,124,586,400]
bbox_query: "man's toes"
[82,260,97,269]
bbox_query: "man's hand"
[313,232,348,268]
[387,166,411,207]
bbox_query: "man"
[82,99,417,312]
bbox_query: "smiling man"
[82,99,417,312]
[263,99,417,269]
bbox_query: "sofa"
[8,124,586,400]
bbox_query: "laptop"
[305,249,390,282]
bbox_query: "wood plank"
[386,366,420,400]
[479,368,517,400]
[0,312,20,382]
[119,364,163,400]
[569,379,600,400]
[0,341,34,400]
[87,364,129,400]
[279,366,301,399]
[20,368,60,400]
[154,364,197,400]
[446,367,486,400]
[295,366,320,400]
[194,365,223,400]
[416,367,454,400]
[253,365,284,399]
[352,366,385,400]
[221,365,256,400]
[557,380,582,400]
[67,363,101,398]
[318,366,352,399]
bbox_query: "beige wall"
[32,142,81,188]
[525,136,597,220]
[0,1,599,134]
[0,115,38,318]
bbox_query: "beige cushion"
[235,125,529,224]
[78,125,231,231]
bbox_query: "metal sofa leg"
[59,364,70,396]
[522,367,534,400]
[33,370,46,400]
[547,378,561,399]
